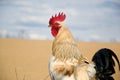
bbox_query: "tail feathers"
[92,48,120,79]
[110,49,120,70]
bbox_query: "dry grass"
[0,39,120,80]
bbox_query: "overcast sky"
[0,0,120,42]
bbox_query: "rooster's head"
[48,12,66,37]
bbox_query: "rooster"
[48,12,120,80]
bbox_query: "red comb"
[49,12,66,25]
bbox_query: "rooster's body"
[48,12,120,80]
[48,12,90,80]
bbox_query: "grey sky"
[0,0,120,42]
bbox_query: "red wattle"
[51,27,60,37]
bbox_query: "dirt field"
[0,39,120,80]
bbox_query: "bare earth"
[0,39,120,80]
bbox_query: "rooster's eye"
[52,23,61,28]
[54,23,59,26]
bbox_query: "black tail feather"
[92,48,120,80]
[110,49,120,70]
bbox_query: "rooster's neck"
[52,26,82,61]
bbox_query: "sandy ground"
[0,39,120,80]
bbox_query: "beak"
[48,25,51,27]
